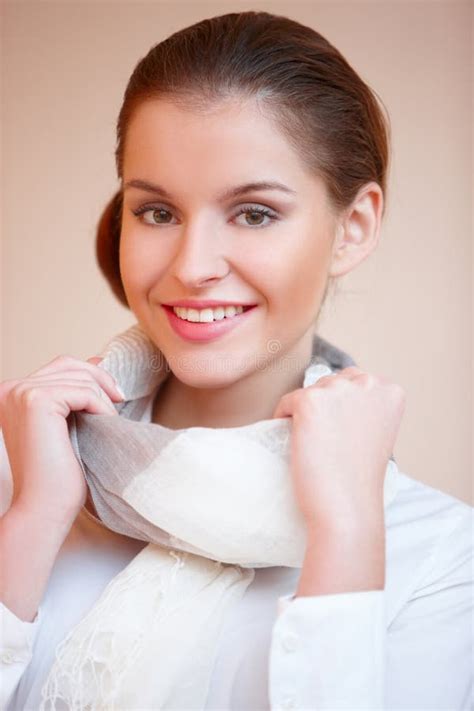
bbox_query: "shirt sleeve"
[269,589,384,710]
[268,508,473,711]
[0,602,42,709]
[385,508,473,710]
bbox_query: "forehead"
[122,97,327,202]
[125,95,289,152]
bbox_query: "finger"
[272,365,368,419]
[338,366,366,379]
[54,382,120,417]
[340,368,391,387]
[26,356,124,401]
[86,357,125,400]
[22,373,124,405]
[25,369,124,403]
[13,380,120,417]
[272,388,303,420]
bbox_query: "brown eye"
[233,205,278,228]
[246,210,265,225]
[150,208,172,224]
[131,205,177,226]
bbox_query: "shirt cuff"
[0,601,41,664]
[270,589,385,710]
[277,592,296,616]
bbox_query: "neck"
[151,329,316,430]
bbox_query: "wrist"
[8,499,77,539]
[296,518,386,597]
[305,504,385,542]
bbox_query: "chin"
[173,368,236,390]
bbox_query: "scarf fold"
[40,322,399,710]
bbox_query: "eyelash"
[131,203,279,229]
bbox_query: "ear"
[328,182,384,278]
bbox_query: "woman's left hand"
[272,366,406,535]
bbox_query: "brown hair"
[96,10,390,308]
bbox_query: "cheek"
[257,230,332,314]
[119,231,165,294]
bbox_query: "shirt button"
[281,632,299,652]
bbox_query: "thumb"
[271,391,293,420]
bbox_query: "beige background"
[1,1,472,505]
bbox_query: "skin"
[119,95,405,595]
[0,94,401,626]
[120,96,382,431]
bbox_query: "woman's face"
[120,97,340,386]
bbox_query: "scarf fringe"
[40,548,186,710]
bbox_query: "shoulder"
[386,463,472,622]
[390,464,472,534]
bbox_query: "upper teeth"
[173,305,245,322]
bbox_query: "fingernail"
[88,356,103,365]
[115,384,126,400]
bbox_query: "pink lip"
[162,304,258,343]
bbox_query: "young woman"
[0,10,472,711]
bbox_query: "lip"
[163,299,257,309]
[162,303,258,343]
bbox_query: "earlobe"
[328,183,383,279]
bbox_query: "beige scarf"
[40,322,399,710]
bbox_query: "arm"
[0,429,68,708]
[0,504,71,622]
[268,518,386,710]
[268,507,473,710]
[0,429,42,708]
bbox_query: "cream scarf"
[39,322,399,710]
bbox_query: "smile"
[162,304,258,343]
[172,305,251,322]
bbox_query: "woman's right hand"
[0,354,124,529]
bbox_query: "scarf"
[40,322,399,710]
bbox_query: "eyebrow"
[123,179,297,201]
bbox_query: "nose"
[169,218,229,289]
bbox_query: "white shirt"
[0,393,472,711]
